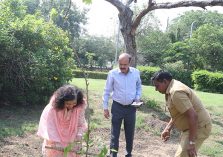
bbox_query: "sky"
[74,0,223,37]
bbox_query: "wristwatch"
[189,141,196,145]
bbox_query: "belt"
[113,100,132,107]
[182,123,211,132]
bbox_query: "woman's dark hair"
[151,70,173,82]
[53,84,84,110]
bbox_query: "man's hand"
[187,144,197,157]
[104,109,110,119]
[161,129,170,142]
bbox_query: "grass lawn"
[70,78,223,157]
[0,78,222,156]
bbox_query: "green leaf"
[82,0,92,4]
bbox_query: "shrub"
[192,70,223,94]
[163,61,193,87]
[137,66,160,85]
[0,12,75,105]
[73,70,108,80]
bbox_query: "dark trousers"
[110,101,136,157]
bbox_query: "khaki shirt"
[166,79,211,131]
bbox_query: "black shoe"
[110,152,117,157]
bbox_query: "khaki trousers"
[175,123,212,157]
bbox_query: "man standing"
[102,53,142,157]
[151,71,212,157]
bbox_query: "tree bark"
[105,0,223,67]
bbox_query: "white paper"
[131,102,143,106]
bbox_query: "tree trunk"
[119,7,137,67]
[122,31,137,67]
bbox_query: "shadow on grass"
[139,98,170,122]
[0,104,44,138]
[216,140,223,146]
[138,98,180,138]
[212,119,223,128]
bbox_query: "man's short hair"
[119,52,132,63]
[151,70,173,82]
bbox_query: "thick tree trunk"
[122,31,137,67]
[118,7,137,67]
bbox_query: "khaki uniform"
[165,79,212,157]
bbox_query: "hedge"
[192,70,223,94]
[137,66,160,85]
[73,70,108,80]
[74,68,223,94]
[74,66,192,87]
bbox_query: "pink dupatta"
[37,96,87,157]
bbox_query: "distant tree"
[163,41,193,70]
[73,36,116,68]
[37,0,88,39]
[137,29,171,66]
[22,0,40,14]
[168,10,223,41]
[105,0,223,67]
[190,24,223,71]
[163,23,223,71]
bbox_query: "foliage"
[73,36,116,67]
[163,41,194,71]
[168,10,223,41]
[164,19,223,72]
[39,0,87,41]
[137,28,171,66]
[190,24,223,71]
[73,70,108,80]
[142,97,160,109]
[82,0,92,4]
[63,130,108,157]
[0,0,75,105]
[137,66,160,85]
[21,0,88,40]
[162,61,193,87]
[21,0,40,14]
[192,70,223,94]
[74,65,193,88]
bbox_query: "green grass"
[71,78,105,93]
[0,105,42,138]
[71,78,223,157]
[1,78,223,156]
[71,78,223,107]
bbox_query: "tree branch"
[105,0,126,13]
[64,0,72,20]
[132,0,223,35]
[126,0,134,6]
[153,0,223,10]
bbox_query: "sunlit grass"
[200,141,223,157]
[1,78,222,156]
[70,78,223,156]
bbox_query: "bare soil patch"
[0,129,178,157]
[0,105,209,157]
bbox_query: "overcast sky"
[74,0,223,37]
